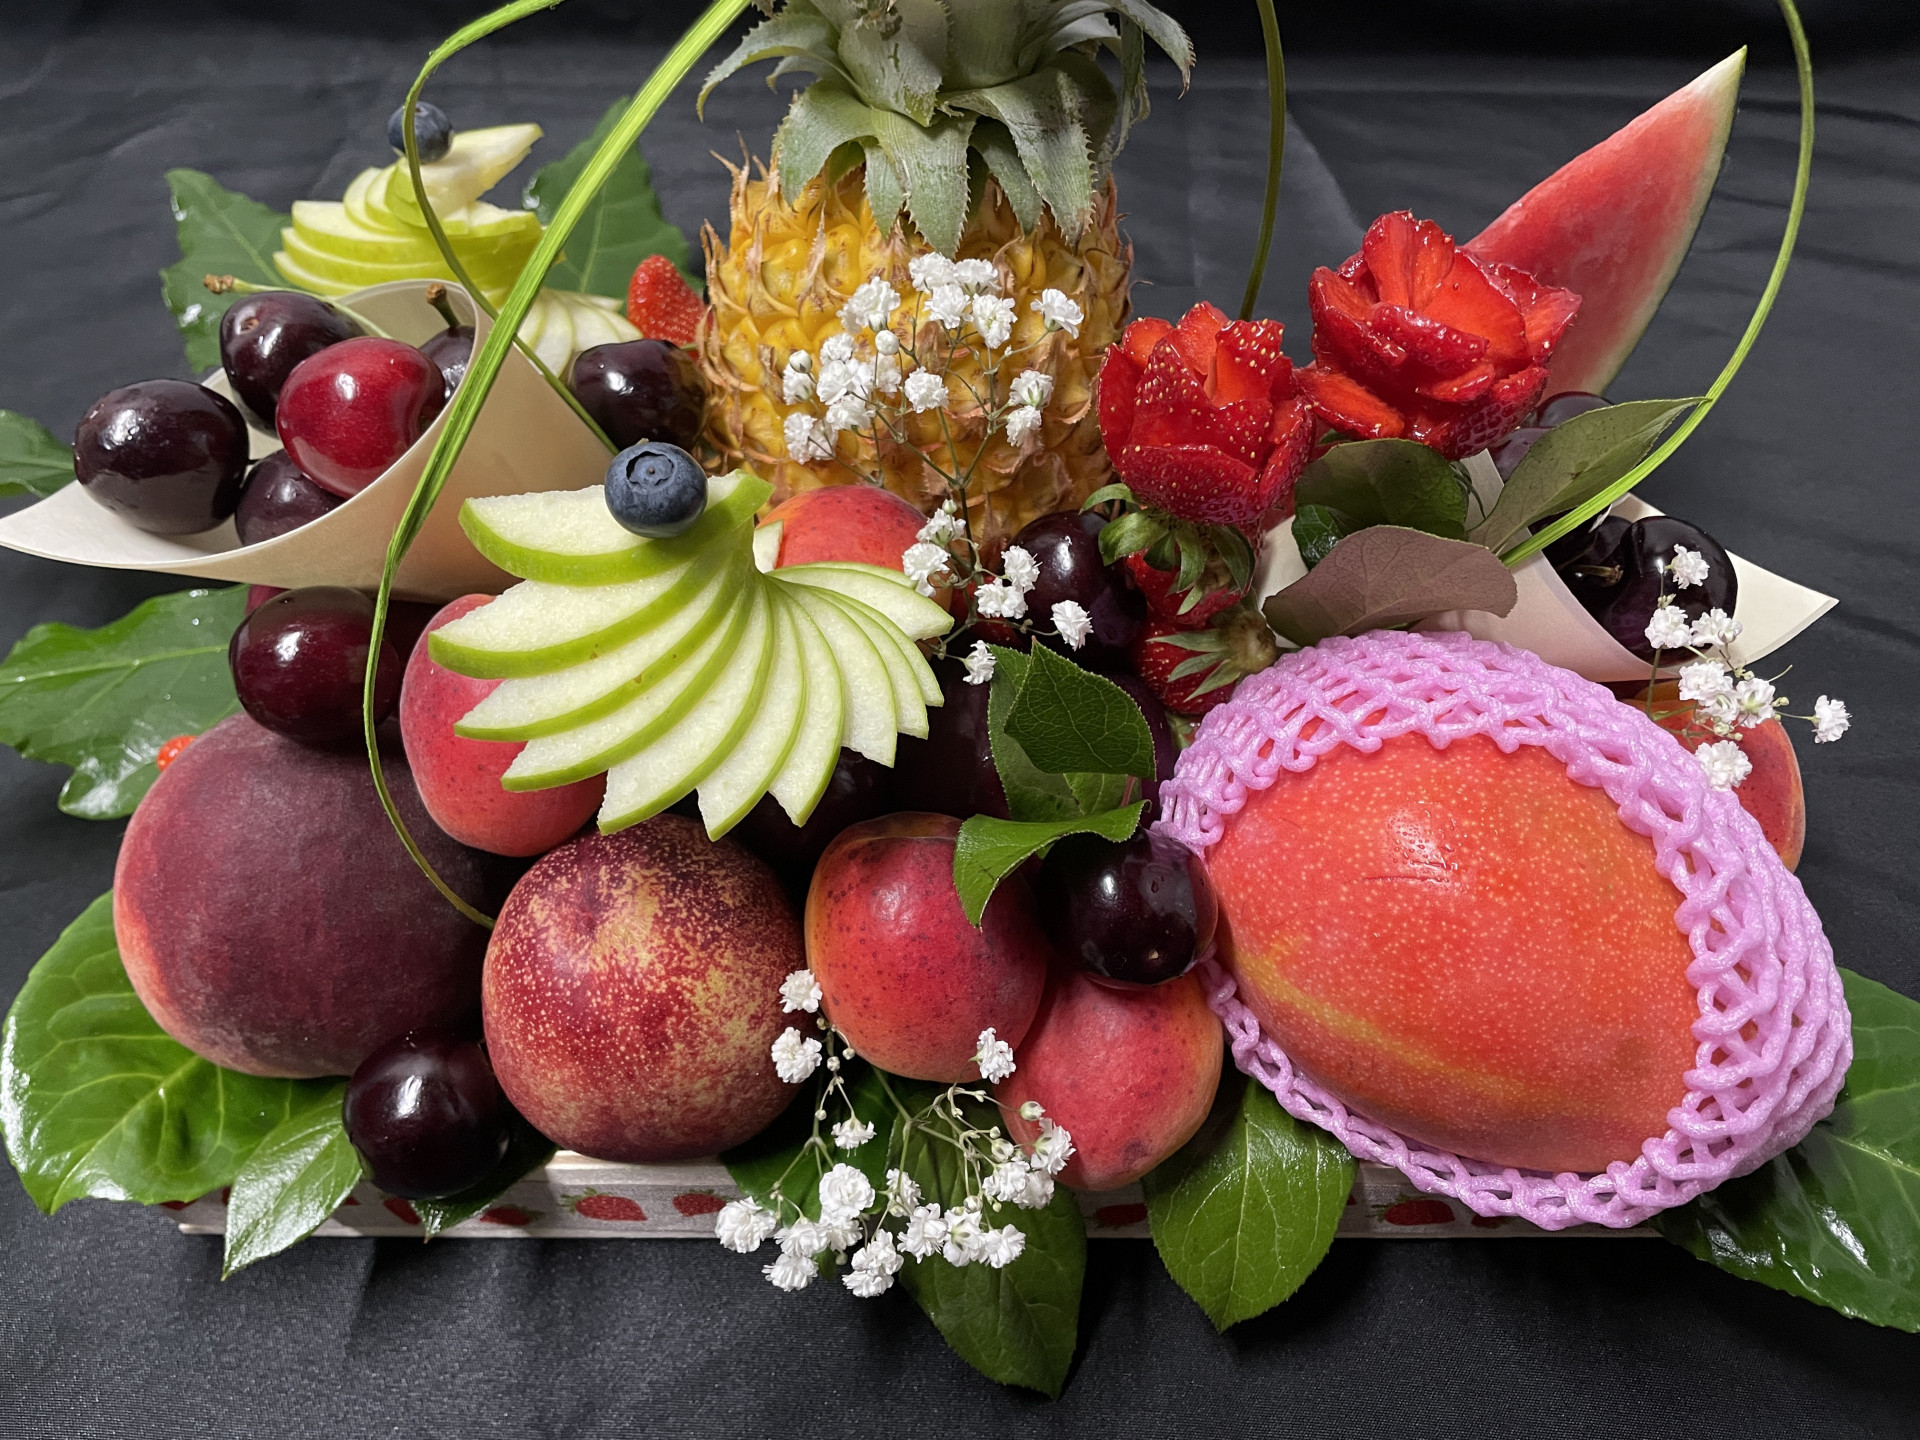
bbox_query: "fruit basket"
[2,0,1914,1402]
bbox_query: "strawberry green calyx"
[700,0,1194,253]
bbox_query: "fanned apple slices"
[431,471,951,838]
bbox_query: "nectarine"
[759,484,928,571]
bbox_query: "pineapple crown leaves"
[700,0,1192,253]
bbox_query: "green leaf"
[1064,770,1133,816]
[953,804,1143,926]
[221,1084,361,1277]
[1261,526,1517,649]
[1096,507,1167,564]
[1142,1070,1354,1330]
[411,1119,558,1238]
[0,411,74,498]
[946,62,1096,239]
[723,1062,898,1217]
[0,894,335,1214]
[697,4,845,116]
[1294,438,1469,540]
[0,586,247,819]
[894,1102,1086,1397]
[1472,399,1699,555]
[983,647,1078,824]
[1004,641,1156,783]
[1654,969,1920,1332]
[525,96,694,297]
[158,170,290,373]
[1290,502,1361,570]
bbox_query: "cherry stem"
[423,281,465,332]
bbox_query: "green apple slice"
[765,588,845,824]
[501,580,754,789]
[290,200,436,263]
[783,584,898,767]
[597,586,775,833]
[808,590,928,740]
[381,123,543,218]
[752,521,784,573]
[342,168,397,233]
[769,562,953,641]
[271,248,357,298]
[813,587,942,708]
[454,551,747,739]
[696,598,805,838]
[279,229,448,285]
[521,288,576,375]
[461,471,772,586]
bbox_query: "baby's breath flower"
[916,509,964,546]
[817,1164,875,1221]
[815,359,863,406]
[1000,546,1040,594]
[1697,739,1753,791]
[872,353,903,397]
[843,1267,890,1298]
[824,394,874,434]
[779,968,822,1014]
[778,1217,833,1257]
[971,294,1015,348]
[1643,604,1693,652]
[1677,659,1733,705]
[1813,695,1851,742]
[984,1159,1033,1205]
[1016,1169,1055,1210]
[763,1250,817,1291]
[899,1202,948,1259]
[1009,369,1054,409]
[885,1169,923,1217]
[974,1027,1016,1083]
[1668,545,1711,589]
[974,580,1027,621]
[782,413,833,464]
[1018,1100,1044,1122]
[771,1027,823,1084]
[832,1117,877,1151]
[1731,676,1777,728]
[820,333,855,364]
[1032,288,1083,336]
[874,329,901,356]
[1690,608,1743,649]
[841,278,900,334]
[909,253,957,293]
[942,1206,985,1266]
[962,640,997,686]
[714,1197,778,1253]
[1003,404,1044,447]
[927,284,968,330]
[977,1224,1026,1269]
[951,258,999,293]
[904,369,948,414]
[844,1231,903,1296]
[781,352,816,403]
[902,541,953,597]
[1029,1120,1074,1177]
[1050,600,1092,650]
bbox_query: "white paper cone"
[0,281,611,601]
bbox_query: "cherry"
[1544,515,1632,610]
[891,656,1010,820]
[1490,424,1548,481]
[568,339,705,451]
[1548,515,1738,660]
[218,291,362,425]
[733,748,893,881]
[228,586,402,745]
[275,336,447,497]
[1007,510,1146,668]
[234,451,342,545]
[420,325,473,397]
[72,379,249,536]
[1534,391,1611,428]
[1103,671,1178,825]
[343,1029,511,1200]
[1037,830,1216,987]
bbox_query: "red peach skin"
[805,813,1050,1082]
[400,595,604,856]
[760,485,928,569]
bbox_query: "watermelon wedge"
[1468,50,1745,397]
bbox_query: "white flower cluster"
[1638,544,1849,789]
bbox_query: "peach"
[998,969,1223,1191]
[400,595,604,856]
[805,813,1049,1082]
[760,484,929,570]
[1209,733,1698,1175]
[482,818,797,1162]
[113,713,492,1078]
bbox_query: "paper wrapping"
[0,281,611,601]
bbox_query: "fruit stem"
[203,274,393,340]
[1504,0,1815,568]
[1237,0,1286,320]
[362,0,752,918]
[422,281,464,332]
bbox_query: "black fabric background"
[2,2,1916,1434]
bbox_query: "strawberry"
[154,734,195,772]
[625,254,707,346]
[1123,551,1248,630]
[1128,606,1278,718]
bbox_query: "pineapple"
[697,0,1192,551]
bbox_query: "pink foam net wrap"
[1155,630,1851,1230]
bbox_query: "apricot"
[399,595,605,856]
[483,818,797,1162]
[998,969,1223,1191]
[114,713,491,1078]
[1208,733,1698,1175]
[805,813,1049,1081]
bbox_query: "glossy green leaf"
[158,170,290,373]
[0,894,333,1214]
[412,1120,558,1238]
[221,1084,361,1276]
[524,95,694,297]
[984,647,1078,824]
[1654,969,1920,1332]
[894,1102,1086,1397]
[953,804,1143,926]
[1142,1070,1354,1330]
[1291,502,1361,570]
[1294,438,1469,540]
[0,411,74,498]
[723,1062,898,1217]
[1004,641,1155,782]
[1472,399,1699,555]
[1261,526,1517,649]
[0,585,247,819]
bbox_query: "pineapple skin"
[698,159,1131,554]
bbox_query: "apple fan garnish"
[429,470,951,836]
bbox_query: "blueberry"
[605,442,708,538]
[387,101,453,163]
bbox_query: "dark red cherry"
[891,656,1010,820]
[343,1029,511,1200]
[234,451,343,545]
[568,340,706,451]
[218,291,362,425]
[275,337,447,498]
[1037,830,1216,987]
[72,380,249,535]
[1007,510,1146,669]
[228,585,402,745]
[1534,391,1612,428]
